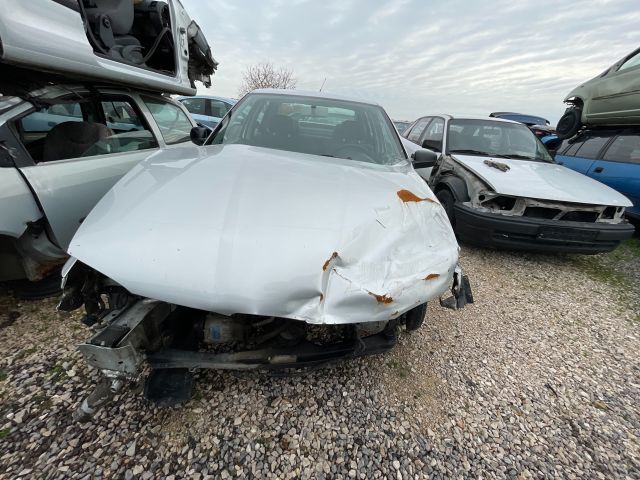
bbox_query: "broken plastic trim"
[440,265,474,310]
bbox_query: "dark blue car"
[543,130,640,221]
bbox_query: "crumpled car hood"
[452,154,632,207]
[69,144,459,324]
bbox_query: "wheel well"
[434,176,469,202]
[567,97,584,109]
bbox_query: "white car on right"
[402,114,635,253]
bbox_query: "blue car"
[177,95,236,129]
[543,130,640,221]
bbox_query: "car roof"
[251,88,382,106]
[177,94,237,104]
[490,111,549,124]
[416,114,522,125]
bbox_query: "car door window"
[574,135,610,159]
[209,100,230,118]
[20,103,83,133]
[407,117,430,143]
[17,97,157,163]
[144,97,193,145]
[602,135,640,164]
[102,101,144,131]
[181,97,207,116]
[423,118,444,140]
[619,50,640,71]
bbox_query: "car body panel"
[565,47,640,125]
[68,143,459,325]
[0,168,42,237]
[554,152,595,175]
[587,160,640,218]
[450,154,632,207]
[0,0,214,95]
[546,132,640,219]
[19,149,156,249]
[0,86,196,281]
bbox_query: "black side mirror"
[422,139,442,152]
[412,149,438,169]
[190,126,210,146]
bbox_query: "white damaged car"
[59,90,472,419]
[402,115,635,253]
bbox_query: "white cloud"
[185,0,640,123]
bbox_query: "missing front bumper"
[454,203,635,253]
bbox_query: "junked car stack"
[0,0,216,296]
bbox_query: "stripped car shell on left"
[58,90,472,420]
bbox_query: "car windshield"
[447,119,553,162]
[208,93,406,165]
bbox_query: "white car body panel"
[0,0,209,96]
[451,154,633,207]
[69,144,459,325]
[0,168,42,237]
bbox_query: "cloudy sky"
[183,0,640,124]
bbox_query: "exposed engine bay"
[58,261,473,421]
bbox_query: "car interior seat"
[260,114,299,150]
[84,0,144,65]
[42,122,114,162]
[332,120,367,145]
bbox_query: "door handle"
[593,167,604,173]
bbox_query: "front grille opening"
[601,207,616,219]
[485,196,516,211]
[561,211,599,223]
[523,207,561,219]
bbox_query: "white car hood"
[69,144,459,324]
[451,154,632,207]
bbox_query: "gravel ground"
[0,241,639,479]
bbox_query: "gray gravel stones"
[1,244,639,479]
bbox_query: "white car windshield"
[209,93,406,165]
[447,119,553,162]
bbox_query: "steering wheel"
[331,144,374,162]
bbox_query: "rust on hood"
[322,251,338,271]
[397,189,436,203]
[368,292,393,304]
[424,273,440,281]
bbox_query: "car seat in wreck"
[83,0,146,65]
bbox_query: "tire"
[405,303,427,331]
[10,272,62,300]
[436,188,456,228]
[556,108,582,139]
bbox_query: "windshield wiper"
[492,153,554,163]
[491,153,534,160]
[448,149,491,156]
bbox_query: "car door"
[415,117,445,180]
[553,132,613,174]
[405,117,431,145]
[16,94,166,250]
[587,132,640,217]
[588,49,640,121]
